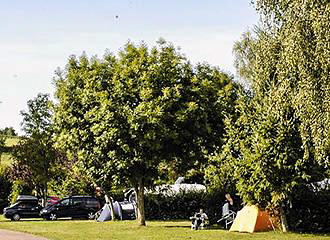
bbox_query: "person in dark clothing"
[95,186,106,207]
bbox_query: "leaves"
[54,40,240,190]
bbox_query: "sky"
[0,0,258,135]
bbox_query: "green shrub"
[286,185,330,233]
[144,190,231,224]
[0,166,12,212]
[8,180,33,204]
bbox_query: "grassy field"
[0,136,20,168]
[0,216,329,240]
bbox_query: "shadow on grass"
[164,225,191,229]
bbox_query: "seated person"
[217,193,237,229]
[223,193,238,213]
[190,208,208,230]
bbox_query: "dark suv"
[40,196,100,220]
[3,195,42,221]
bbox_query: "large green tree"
[253,0,330,163]
[11,94,59,205]
[207,0,329,232]
[54,40,239,225]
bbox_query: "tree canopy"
[11,93,60,204]
[54,40,239,225]
[206,0,330,232]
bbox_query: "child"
[190,209,208,230]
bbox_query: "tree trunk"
[279,206,289,232]
[135,179,146,226]
[43,183,48,207]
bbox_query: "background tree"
[11,93,59,205]
[0,135,5,156]
[207,0,330,232]
[54,40,239,226]
[232,30,257,86]
[0,127,17,136]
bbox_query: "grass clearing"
[0,216,329,240]
[0,136,19,168]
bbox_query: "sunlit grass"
[0,216,329,240]
[0,136,19,168]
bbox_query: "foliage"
[0,135,5,155]
[20,94,52,137]
[53,40,239,225]
[144,190,234,224]
[0,164,12,212]
[8,180,33,204]
[0,127,17,137]
[212,0,330,231]
[233,30,257,85]
[51,162,96,197]
[0,132,12,211]
[252,0,330,165]
[286,185,330,233]
[10,94,61,202]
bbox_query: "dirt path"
[0,229,49,240]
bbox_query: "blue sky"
[0,0,258,134]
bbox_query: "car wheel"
[49,213,57,221]
[12,214,20,221]
[87,212,95,220]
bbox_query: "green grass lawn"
[0,216,328,240]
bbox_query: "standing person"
[95,186,105,207]
[95,186,116,220]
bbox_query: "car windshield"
[59,198,71,206]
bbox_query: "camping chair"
[217,203,236,229]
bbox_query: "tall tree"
[54,40,239,226]
[253,0,330,164]
[11,94,58,205]
[208,0,330,232]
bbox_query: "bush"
[144,190,231,224]
[8,180,33,204]
[0,166,12,213]
[286,185,330,233]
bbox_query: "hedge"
[144,190,231,224]
[286,186,330,233]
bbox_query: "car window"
[86,198,99,207]
[18,202,35,209]
[59,198,71,206]
[73,198,85,206]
